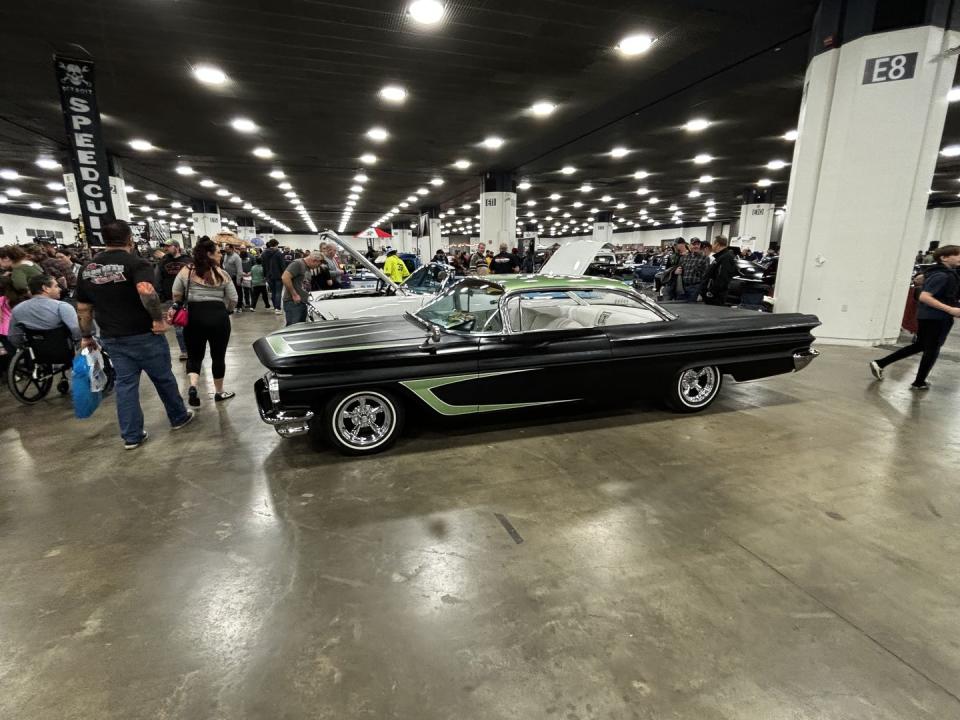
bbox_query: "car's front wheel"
[664,365,722,413]
[323,389,405,455]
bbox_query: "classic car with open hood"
[306,235,616,321]
[253,274,820,455]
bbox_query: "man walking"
[221,242,245,311]
[158,239,190,360]
[469,242,487,272]
[76,220,194,449]
[870,244,960,389]
[261,240,284,315]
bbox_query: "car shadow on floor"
[265,382,805,467]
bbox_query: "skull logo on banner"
[58,62,91,88]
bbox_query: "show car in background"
[306,235,618,321]
[254,274,820,455]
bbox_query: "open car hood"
[539,239,610,276]
[319,230,401,293]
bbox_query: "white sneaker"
[274,309,282,315]
[869,361,883,381]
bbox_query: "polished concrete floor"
[2,310,960,720]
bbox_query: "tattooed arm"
[137,281,169,333]
[77,302,97,349]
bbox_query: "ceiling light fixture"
[688,189,701,198]
[617,34,655,56]
[379,85,407,103]
[783,129,799,141]
[353,173,369,183]
[192,64,228,85]
[216,188,229,196]
[636,187,649,195]
[200,179,216,187]
[407,0,445,25]
[685,118,711,132]
[698,175,713,183]
[175,164,195,176]
[252,146,273,158]
[693,153,713,164]
[129,139,154,152]
[36,157,61,170]
[648,197,659,204]
[454,159,471,169]
[367,127,389,142]
[633,171,649,180]
[0,169,18,181]
[767,159,787,170]
[231,117,257,133]
[269,170,286,179]
[517,181,531,190]
[549,193,561,200]
[580,184,593,193]
[360,153,377,164]
[29,202,42,210]
[145,193,159,201]
[531,101,556,117]
[430,177,444,186]
[757,178,772,187]
[483,136,504,149]
[47,181,65,191]
[610,147,629,158]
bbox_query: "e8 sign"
[863,53,917,85]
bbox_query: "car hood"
[254,315,428,370]
[319,230,401,293]
[539,239,610,276]
[308,293,426,320]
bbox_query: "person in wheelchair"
[7,274,80,349]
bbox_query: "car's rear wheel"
[664,365,722,413]
[323,389,404,455]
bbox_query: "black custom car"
[253,275,819,454]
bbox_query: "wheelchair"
[6,324,114,405]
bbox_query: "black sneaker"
[171,410,196,430]
[188,386,200,407]
[124,431,148,450]
[869,361,883,380]
[910,382,930,390]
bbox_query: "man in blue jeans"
[76,220,194,449]
[260,239,285,315]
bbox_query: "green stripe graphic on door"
[400,369,579,416]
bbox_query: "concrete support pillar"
[392,220,413,254]
[479,172,517,250]
[190,198,221,238]
[108,156,131,222]
[592,210,613,245]
[419,207,443,260]
[235,217,257,242]
[738,188,775,254]
[777,0,958,344]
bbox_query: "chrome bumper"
[254,376,314,437]
[260,408,315,437]
[793,348,819,372]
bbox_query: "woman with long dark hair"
[170,237,238,406]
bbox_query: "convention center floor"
[2,311,959,719]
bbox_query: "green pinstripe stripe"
[400,369,579,416]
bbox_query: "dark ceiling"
[5,0,929,238]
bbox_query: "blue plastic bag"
[72,353,102,419]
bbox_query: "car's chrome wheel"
[666,365,722,413]
[326,390,404,454]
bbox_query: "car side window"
[504,292,582,333]
[570,289,664,326]
[417,281,503,333]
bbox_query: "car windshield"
[415,279,504,333]
[403,264,453,295]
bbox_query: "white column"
[191,199,221,238]
[479,192,517,249]
[777,24,958,344]
[393,227,412,253]
[738,203,775,252]
[592,211,613,244]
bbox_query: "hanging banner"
[54,55,115,247]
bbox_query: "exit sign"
[863,53,917,85]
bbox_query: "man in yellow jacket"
[383,247,410,284]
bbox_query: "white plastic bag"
[84,348,108,393]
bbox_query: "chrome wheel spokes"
[678,367,717,406]
[336,393,395,447]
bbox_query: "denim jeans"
[268,279,283,311]
[680,282,701,302]
[100,332,189,444]
[283,299,307,326]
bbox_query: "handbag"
[171,267,191,327]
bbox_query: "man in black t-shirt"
[489,243,520,274]
[77,220,194,449]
